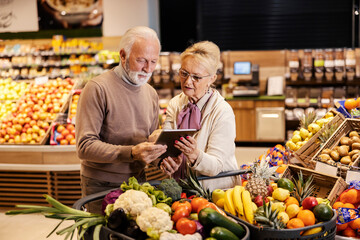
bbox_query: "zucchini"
[198,208,245,238]
[210,226,240,240]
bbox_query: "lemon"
[277,212,290,224]
[216,198,225,208]
[286,204,300,219]
[272,188,290,202]
[271,202,286,213]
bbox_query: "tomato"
[197,202,217,214]
[176,217,197,235]
[171,200,192,214]
[171,207,190,222]
[190,197,209,213]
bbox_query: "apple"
[65,134,74,142]
[57,125,65,133]
[254,195,270,207]
[66,124,75,131]
[61,129,70,138]
[267,185,274,197]
[70,138,76,145]
[60,139,68,145]
[211,189,225,204]
[302,196,318,210]
[56,134,64,143]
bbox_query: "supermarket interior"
[1,0,360,240]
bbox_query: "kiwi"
[340,137,351,146]
[349,149,360,158]
[351,136,360,144]
[352,153,360,162]
[352,142,360,150]
[327,159,336,166]
[338,145,349,157]
[330,150,340,161]
[340,156,351,165]
[318,154,331,162]
[349,131,360,138]
[321,148,332,155]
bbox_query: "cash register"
[232,61,260,97]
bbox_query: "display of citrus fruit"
[277,178,294,192]
[344,98,358,110]
[340,189,358,204]
[336,222,348,231]
[342,203,355,209]
[285,196,299,207]
[343,227,357,237]
[297,209,315,226]
[332,201,344,210]
[313,203,333,221]
[349,218,360,230]
[287,218,305,229]
[286,204,300,219]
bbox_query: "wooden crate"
[310,118,360,178]
[144,164,168,181]
[0,170,51,209]
[51,171,81,206]
[293,109,345,169]
[282,165,347,205]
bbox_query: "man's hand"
[131,142,167,165]
[148,129,162,142]
[160,155,183,176]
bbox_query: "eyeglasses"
[178,68,211,83]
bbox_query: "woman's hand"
[160,155,182,176]
[174,136,199,165]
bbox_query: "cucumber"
[198,208,245,238]
[210,226,240,240]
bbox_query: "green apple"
[211,189,225,203]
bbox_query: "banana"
[241,190,254,224]
[224,188,236,216]
[233,185,245,217]
[302,225,323,236]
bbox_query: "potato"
[338,145,349,157]
[352,153,360,162]
[327,159,336,166]
[321,148,332,155]
[352,142,360,150]
[340,137,351,146]
[340,156,351,165]
[349,131,360,138]
[330,150,340,161]
[349,149,360,158]
[318,154,331,162]
[350,136,360,144]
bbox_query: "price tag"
[35,76,49,85]
[310,98,318,104]
[297,98,306,104]
[285,98,295,104]
[315,161,338,177]
[345,170,360,184]
[321,98,330,104]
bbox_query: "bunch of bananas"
[223,186,256,224]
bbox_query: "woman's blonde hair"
[180,41,221,76]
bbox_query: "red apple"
[57,125,65,133]
[302,196,318,210]
[70,138,76,145]
[61,129,70,138]
[267,185,274,197]
[66,124,75,132]
[254,195,270,207]
[65,134,74,142]
[60,139,68,145]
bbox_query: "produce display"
[0,77,74,144]
[50,123,76,145]
[286,110,335,152]
[333,181,360,238]
[336,98,360,118]
[68,90,81,123]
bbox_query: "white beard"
[125,60,152,86]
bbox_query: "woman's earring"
[207,86,210,93]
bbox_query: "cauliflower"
[136,207,173,235]
[113,189,152,218]
[159,232,202,240]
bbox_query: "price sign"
[315,161,338,177]
[35,76,49,85]
[346,170,360,184]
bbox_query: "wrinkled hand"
[160,155,183,176]
[148,129,162,143]
[131,142,167,165]
[174,136,199,165]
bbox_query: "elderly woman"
[160,41,240,191]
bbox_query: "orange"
[349,218,360,230]
[336,223,349,231]
[342,203,355,209]
[340,189,358,204]
[343,227,357,237]
[276,164,287,174]
[344,98,358,110]
[297,209,315,226]
[287,218,305,229]
[332,201,344,210]
[285,196,300,207]
[242,180,248,187]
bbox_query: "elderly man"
[76,26,167,213]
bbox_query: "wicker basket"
[282,165,347,205]
[310,118,360,178]
[293,109,345,169]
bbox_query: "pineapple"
[179,167,212,200]
[245,157,278,198]
[254,199,286,229]
[292,170,315,205]
[318,122,339,146]
[300,111,317,131]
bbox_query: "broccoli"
[157,178,182,201]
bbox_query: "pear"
[325,111,334,118]
[293,130,300,136]
[299,128,309,140]
[291,134,301,143]
[315,119,325,128]
[308,123,321,134]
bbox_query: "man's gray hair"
[119,26,161,55]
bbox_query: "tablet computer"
[155,129,197,158]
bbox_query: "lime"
[313,203,333,221]
[277,178,295,192]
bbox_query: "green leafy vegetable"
[157,178,182,201]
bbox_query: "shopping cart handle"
[73,188,112,210]
[197,169,251,181]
